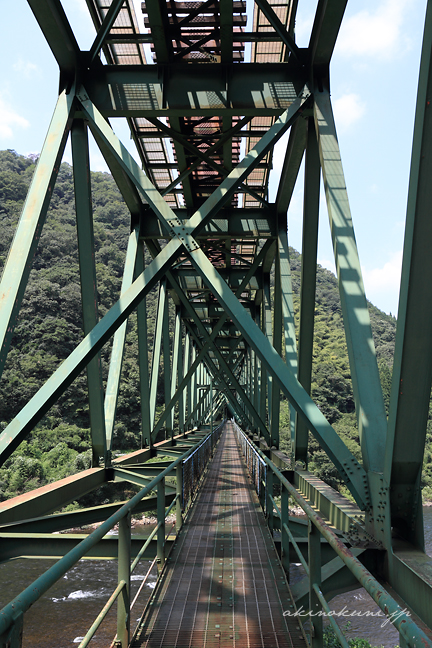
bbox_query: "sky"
[0,0,428,317]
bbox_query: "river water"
[0,511,431,647]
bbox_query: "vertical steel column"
[385,0,432,548]
[163,293,171,440]
[116,513,131,648]
[157,478,165,571]
[295,117,320,464]
[266,468,274,533]
[170,308,182,440]
[185,334,192,430]
[271,245,283,449]
[71,119,107,466]
[279,229,298,447]
[259,299,268,431]
[281,483,290,578]
[314,89,387,478]
[309,520,323,648]
[104,227,139,452]
[190,345,197,428]
[254,309,261,437]
[136,239,151,448]
[176,463,183,531]
[263,276,273,427]
[177,311,186,437]
[149,281,167,431]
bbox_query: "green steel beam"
[78,86,309,244]
[188,248,370,509]
[295,117,320,464]
[89,0,126,64]
[170,309,182,436]
[385,1,432,547]
[0,493,175,534]
[308,0,348,71]
[27,0,80,84]
[149,280,167,430]
[163,289,172,438]
[143,0,172,63]
[0,533,174,563]
[71,119,107,466]
[82,64,307,117]
[314,89,387,481]
[0,241,182,465]
[0,468,107,525]
[0,90,75,379]
[135,239,152,448]
[275,116,308,217]
[279,229,298,446]
[105,228,140,452]
[89,127,145,227]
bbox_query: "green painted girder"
[278,229,298,445]
[0,533,174,563]
[0,240,182,465]
[135,239,152,448]
[140,207,278,239]
[308,0,348,71]
[183,313,270,440]
[0,468,107,525]
[275,116,308,217]
[385,0,432,548]
[295,117,320,464]
[78,85,309,245]
[82,63,307,117]
[71,119,107,466]
[149,279,167,430]
[27,0,80,84]
[188,248,370,509]
[291,548,372,613]
[105,227,140,452]
[89,0,125,64]
[0,90,75,379]
[314,88,387,479]
[0,492,175,534]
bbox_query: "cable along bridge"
[1,0,432,646]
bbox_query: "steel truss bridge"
[1,0,432,646]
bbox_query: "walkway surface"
[131,422,304,648]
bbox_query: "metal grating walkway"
[131,422,304,648]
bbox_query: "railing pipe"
[233,422,431,648]
[77,580,126,648]
[0,430,215,637]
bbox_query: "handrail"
[233,421,432,648]
[77,580,126,648]
[0,427,220,639]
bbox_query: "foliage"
[0,149,431,506]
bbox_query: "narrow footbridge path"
[131,422,304,648]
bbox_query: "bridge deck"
[131,422,304,648]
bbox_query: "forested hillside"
[0,149,431,506]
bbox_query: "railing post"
[176,463,183,532]
[0,612,23,648]
[157,477,166,571]
[266,468,274,532]
[309,520,323,648]
[281,483,290,579]
[116,513,131,648]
